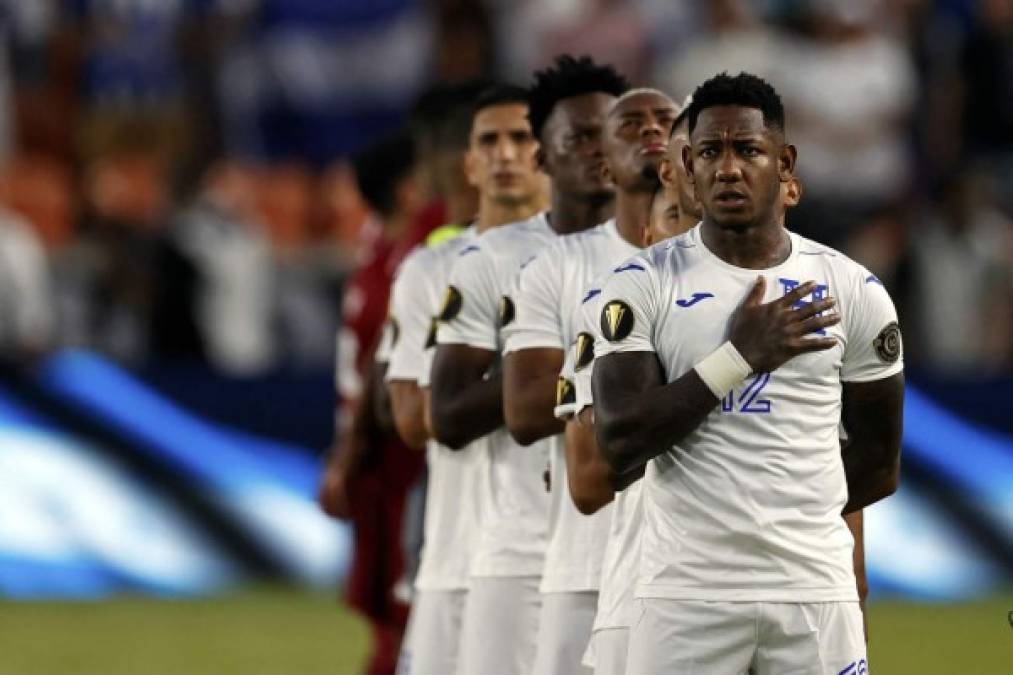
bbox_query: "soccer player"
[318,130,427,675]
[502,86,676,675]
[592,72,903,674]
[430,55,625,675]
[384,83,546,674]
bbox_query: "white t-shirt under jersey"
[594,224,903,602]
[385,228,484,591]
[503,220,639,593]
[436,212,554,578]
[564,272,646,631]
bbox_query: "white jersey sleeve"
[593,256,660,358]
[503,249,564,354]
[571,286,602,415]
[386,247,437,382]
[436,244,499,351]
[841,271,904,382]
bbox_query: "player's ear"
[785,176,802,208]
[658,157,675,188]
[681,143,695,186]
[778,144,797,182]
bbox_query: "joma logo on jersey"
[779,278,829,335]
[676,292,714,308]
[601,300,634,342]
[838,658,867,675]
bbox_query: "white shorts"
[584,627,629,675]
[457,577,541,675]
[531,591,597,675]
[397,589,466,675]
[627,599,867,675]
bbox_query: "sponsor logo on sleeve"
[873,321,901,363]
[575,332,594,371]
[438,285,463,322]
[601,300,634,342]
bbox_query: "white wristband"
[694,341,753,399]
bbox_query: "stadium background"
[0,0,1009,673]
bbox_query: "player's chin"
[709,211,756,230]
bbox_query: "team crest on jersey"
[438,285,462,322]
[601,300,634,342]
[873,321,901,363]
[424,317,439,348]
[575,332,594,371]
[556,376,576,407]
[499,295,515,327]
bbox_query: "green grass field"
[1,588,1010,674]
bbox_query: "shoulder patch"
[873,321,902,363]
[556,376,576,408]
[438,285,463,322]
[499,295,515,327]
[389,317,400,346]
[601,300,634,342]
[575,332,594,371]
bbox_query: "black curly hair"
[527,54,629,141]
[686,72,785,135]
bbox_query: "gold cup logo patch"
[556,376,576,407]
[499,295,515,327]
[438,285,463,322]
[601,300,634,342]
[575,332,594,371]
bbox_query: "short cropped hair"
[471,84,530,125]
[411,80,491,151]
[686,72,785,135]
[527,54,629,140]
[352,129,415,217]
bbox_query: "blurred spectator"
[0,0,56,163]
[0,207,54,357]
[159,160,277,374]
[774,0,917,247]
[906,171,1013,374]
[656,0,779,100]
[65,151,170,363]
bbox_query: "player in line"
[502,87,677,675]
[560,138,803,675]
[591,72,902,674]
[429,55,627,675]
[385,83,545,674]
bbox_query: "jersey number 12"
[721,372,772,414]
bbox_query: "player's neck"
[701,218,791,269]
[613,188,653,247]
[445,190,479,226]
[475,196,542,234]
[549,190,613,235]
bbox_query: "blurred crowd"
[0,0,1010,376]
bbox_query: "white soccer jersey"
[565,273,647,632]
[386,228,485,591]
[503,220,639,593]
[436,212,554,577]
[594,224,903,602]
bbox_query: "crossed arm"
[430,343,504,450]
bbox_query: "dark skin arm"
[840,373,904,514]
[430,343,503,450]
[371,362,397,436]
[596,279,840,474]
[503,348,565,446]
[388,379,428,449]
[566,406,646,514]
